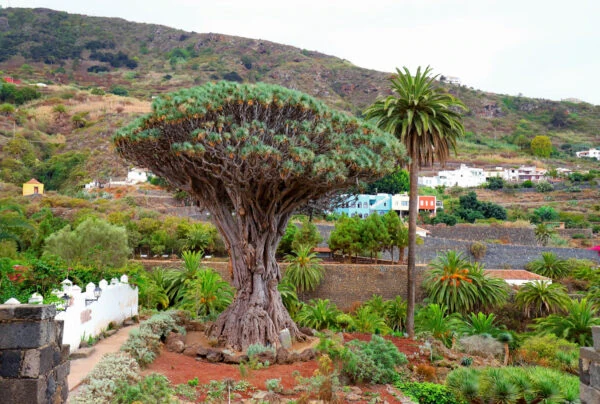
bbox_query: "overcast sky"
[6,0,600,105]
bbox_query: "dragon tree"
[114,81,405,350]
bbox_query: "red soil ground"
[144,332,426,402]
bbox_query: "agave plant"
[534,298,600,346]
[178,268,234,319]
[296,299,341,330]
[515,280,569,318]
[526,252,570,280]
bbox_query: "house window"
[34,187,39,194]
[384,202,387,207]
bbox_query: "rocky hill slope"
[0,7,599,191]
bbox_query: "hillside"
[0,7,599,192]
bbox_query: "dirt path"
[68,324,139,391]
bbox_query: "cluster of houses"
[576,148,600,161]
[335,193,442,219]
[418,164,547,188]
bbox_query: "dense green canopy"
[114,81,405,211]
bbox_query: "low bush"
[246,343,276,359]
[342,334,407,384]
[396,381,458,404]
[72,353,140,404]
[113,373,174,404]
[446,366,579,404]
[516,334,579,372]
[120,310,184,367]
[458,335,504,358]
[469,242,487,260]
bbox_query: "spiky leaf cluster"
[114,81,405,211]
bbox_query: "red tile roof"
[25,178,42,185]
[484,269,550,281]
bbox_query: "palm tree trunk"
[406,158,419,337]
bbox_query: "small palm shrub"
[515,280,569,318]
[165,250,203,304]
[534,297,600,345]
[415,304,462,347]
[385,296,407,332]
[342,335,407,384]
[458,312,503,337]
[526,252,570,280]
[284,244,324,294]
[296,299,341,330]
[178,268,234,319]
[278,278,301,317]
[352,306,391,335]
[446,366,579,404]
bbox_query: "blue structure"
[335,194,392,218]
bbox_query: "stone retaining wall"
[423,224,594,246]
[580,327,600,403]
[417,237,599,268]
[0,304,69,404]
[138,260,425,310]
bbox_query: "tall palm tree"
[424,251,507,314]
[365,66,466,336]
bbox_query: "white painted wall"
[55,276,138,353]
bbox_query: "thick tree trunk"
[406,158,419,337]
[207,207,305,351]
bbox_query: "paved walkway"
[68,324,139,391]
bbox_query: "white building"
[418,164,486,188]
[126,168,150,184]
[576,148,600,160]
[503,166,547,182]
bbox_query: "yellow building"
[23,178,44,196]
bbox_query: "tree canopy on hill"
[114,81,406,349]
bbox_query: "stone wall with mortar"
[580,327,600,403]
[0,304,70,404]
[138,260,425,310]
[423,224,594,246]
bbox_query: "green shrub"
[342,334,407,384]
[121,311,184,367]
[469,242,487,260]
[446,366,579,404]
[113,373,174,404]
[535,181,554,193]
[396,381,460,404]
[521,179,533,188]
[246,343,276,359]
[265,378,282,393]
[72,353,140,404]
